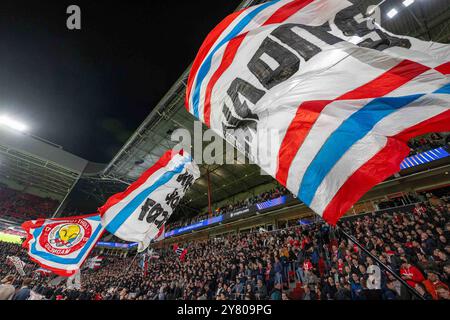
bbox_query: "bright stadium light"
[402,0,414,7]
[0,115,28,132]
[387,8,398,19]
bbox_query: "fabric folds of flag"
[186,0,450,225]
[99,149,200,251]
[21,214,105,277]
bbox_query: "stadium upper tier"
[99,0,450,213]
[0,126,90,200]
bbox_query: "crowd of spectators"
[1,193,448,300]
[0,185,58,223]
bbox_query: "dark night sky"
[0,0,242,163]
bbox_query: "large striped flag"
[100,150,200,251]
[186,0,450,224]
[22,214,105,277]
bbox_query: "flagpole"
[336,226,424,300]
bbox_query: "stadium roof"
[100,0,450,211]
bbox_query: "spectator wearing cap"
[0,275,16,300]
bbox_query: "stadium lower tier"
[0,196,448,300]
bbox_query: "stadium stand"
[1,191,448,300]
[0,185,58,222]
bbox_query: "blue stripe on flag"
[30,218,103,265]
[190,0,280,118]
[298,94,423,206]
[105,158,190,234]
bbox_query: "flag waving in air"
[154,224,165,243]
[100,150,200,251]
[22,214,105,277]
[85,255,104,270]
[6,256,26,276]
[186,0,450,224]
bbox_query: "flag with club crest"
[21,214,105,277]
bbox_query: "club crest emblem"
[40,219,92,255]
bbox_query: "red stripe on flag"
[435,62,450,75]
[321,139,409,226]
[339,60,430,99]
[180,248,188,262]
[322,109,450,225]
[275,60,430,186]
[98,149,183,215]
[276,100,330,185]
[185,9,248,111]
[21,213,101,250]
[201,0,314,126]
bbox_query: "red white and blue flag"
[100,150,200,251]
[22,214,105,277]
[186,0,450,224]
[173,244,188,262]
[85,255,104,270]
